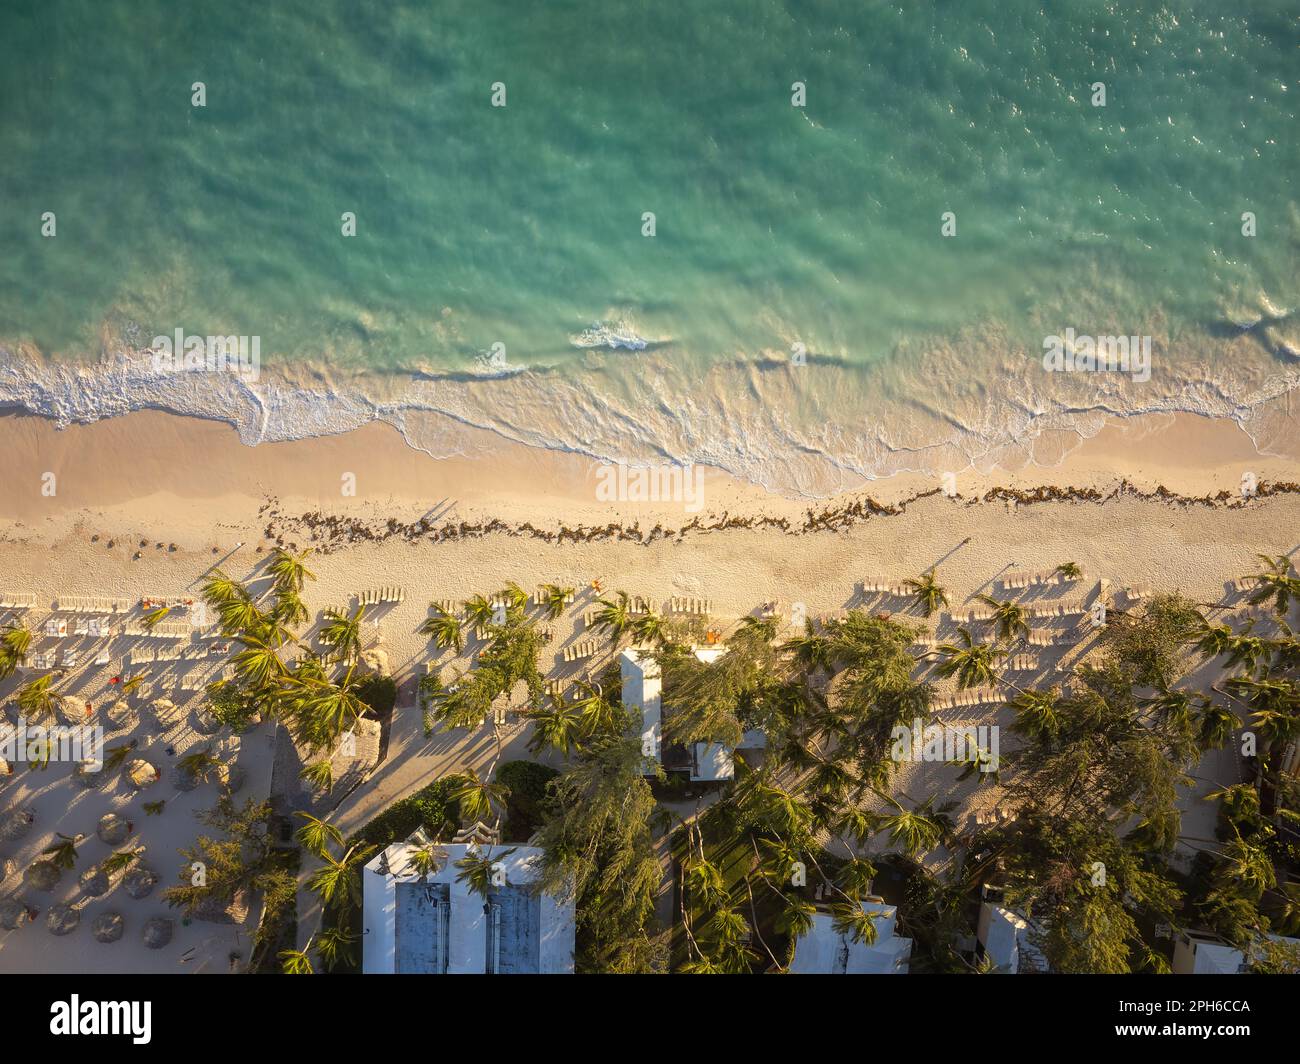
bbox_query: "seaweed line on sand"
[252,479,1300,554]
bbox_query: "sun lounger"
[94,649,111,666]
[358,587,405,605]
[629,596,651,615]
[430,599,459,615]
[562,639,599,663]
[1229,577,1256,595]
[1007,654,1037,672]
[32,650,56,669]
[73,619,90,636]
[124,620,191,639]
[43,618,68,637]
[60,649,78,668]
[669,597,712,616]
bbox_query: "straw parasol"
[0,898,29,930]
[102,700,138,733]
[123,865,159,900]
[74,759,105,789]
[24,860,61,892]
[126,759,160,789]
[0,809,34,841]
[142,916,173,949]
[150,698,182,729]
[79,866,110,897]
[92,911,125,943]
[46,903,79,936]
[96,813,130,846]
[56,696,92,727]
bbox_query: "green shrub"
[356,674,398,718]
[350,778,460,851]
[496,760,559,841]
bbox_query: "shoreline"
[0,407,1295,548]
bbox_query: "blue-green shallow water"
[0,0,1295,493]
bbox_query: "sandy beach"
[0,406,1296,973]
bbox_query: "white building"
[1172,929,1300,974]
[976,900,1048,973]
[789,899,912,974]
[619,648,662,767]
[362,839,575,974]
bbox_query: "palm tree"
[1224,624,1271,675]
[935,628,1005,689]
[306,844,375,908]
[319,606,364,663]
[404,842,447,880]
[1008,688,1062,742]
[1198,702,1239,750]
[905,569,948,617]
[872,795,953,858]
[1194,620,1235,661]
[419,605,465,653]
[176,748,219,784]
[231,635,288,688]
[315,926,357,971]
[41,833,82,871]
[270,588,309,628]
[568,680,620,738]
[1249,554,1300,615]
[295,812,343,858]
[268,547,316,594]
[16,675,57,720]
[141,606,171,631]
[830,901,880,945]
[977,595,1029,641]
[454,847,517,898]
[539,584,575,620]
[102,848,142,876]
[102,741,136,772]
[525,698,584,756]
[450,769,510,824]
[279,940,315,975]
[630,611,668,648]
[464,594,497,637]
[1055,562,1083,581]
[773,894,817,941]
[0,621,31,680]
[592,591,635,646]
[500,582,529,614]
[300,759,334,793]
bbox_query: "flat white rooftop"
[789,901,911,974]
[362,841,575,974]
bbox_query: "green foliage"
[496,760,560,841]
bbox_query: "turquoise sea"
[0,0,1295,492]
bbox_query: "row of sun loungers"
[532,587,575,607]
[998,570,1076,591]
[53,595,134,613]
[1027,603,1086,619]
[358,587,405,605]
[1027,630,1075,647]
[123,620,193,639]
[1229,576,1258,595]
[861,579,911,596]
[946,607,996,624]
[0,593,38,609]
[1005,654,1038,672]
[669,597,712,615]
[933,687,1003,711]
[562,639,600,663]
[139,596,196,610]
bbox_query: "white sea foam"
[1,337,1295,499]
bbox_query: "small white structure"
[362,840,575,974]
[977,900,1048,973]
[1172,930,1300,974]
[789,900,912,974]
[620,648,662,768]
[690,741,734,782]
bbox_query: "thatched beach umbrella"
[92,911,124,943]
[0,897,29,930]
[96,813,130,847]
[46,903,79,936]
[122,865,158,900]
[56,695,91,727]
[142,916,173,949]
[150,698,181,729]
[24,860,61,892]
[0,809,34,841]
[192,705,221,735]
[102,700,138,733]
[126,759,159,789]
[73,759,105,789]
[79,866,109,897]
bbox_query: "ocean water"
[0,0,1296,494]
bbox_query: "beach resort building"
[361,837,575,974]
[1171,929,1300,975]
[976,897,1048,974]
[788,899,912,974]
